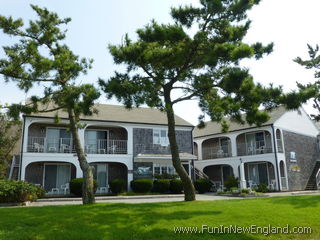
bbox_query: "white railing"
[237,140,273,156]
[316,168,320,190]
[202,146,231,160]
[135,144,190,155]
[85,139,127,154]
[281,177,287,190]
[28,137,75,153]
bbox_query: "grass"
[0,195,319,240]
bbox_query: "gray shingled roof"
[193,107,287,138]
[26,103,193,127]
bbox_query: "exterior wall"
[274,108,318,137]
[132,128,193,156]
[283,130,319,191]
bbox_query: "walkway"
[29,190,320,206]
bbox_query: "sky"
[0,0,320,125]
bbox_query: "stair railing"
[316,168,320,190]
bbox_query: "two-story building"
[19,104,195,193]
[193,107,320,191]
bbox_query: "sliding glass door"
[44,164,71,191]
[92,164,108,188]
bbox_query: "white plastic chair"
[248,180,258,190]
[217,149,224,157]
[60,183,70,195]
[268,179,276,190]
[60,144,70,153]
[34,143,44,152]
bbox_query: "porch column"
[23,118,32,153]
[20,160,28,181]
[230,134,237,157]
[239,161,247,189]
[127,170,133,191]
[196,139,203,160]
[78,128,85,149]
[125,126,133,155]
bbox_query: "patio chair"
[49,187,60,194]
[60,183,70,195]
[268,179,276,190]
[108,145,117,154]
[96,187,108,194]
[34,143,44,152]
[256,145,265,154]
[248,180,258,190]
[216,149,224,158]
[60,144,71,153]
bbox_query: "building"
[19,104,195,193]
[193,107,320,191]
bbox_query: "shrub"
[130,179,153,193]
[169,179,183,194]
[241,189,250,194]
[70,178,98,197]
[154,173,179,180]
[224,176,238,191]
[152,179,170,193]
[194,179,213,194]
[109,179,126,194]
[0,180,42,203]
[256,183,268,193]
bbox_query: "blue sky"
[1,0,320,125]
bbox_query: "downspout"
[19,115,26,180]
[191,126,195,182]
[271,124,281,191]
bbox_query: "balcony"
[85,139,127,154]
[237,140,273,156]
[28,136,76,153]
[202,147,232,160]
[135,144,190,155]
[201,137,232,160]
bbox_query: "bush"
[256,183,268,193]
[0,180,42,203]
[224,176,238,191]
[130,179,153,193]
[152,179,170,193]
[241,189,250,194]
[154,173,179,180]
[109,179,126,194]
[169,179,183,194]
[70,178,98,197]
[194,179,213,194]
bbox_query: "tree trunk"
[164,90,196,201]
[67,108,95,204]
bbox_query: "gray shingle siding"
[283,130,319,190]
[133,128,193,156]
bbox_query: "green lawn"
[0,195,319,240]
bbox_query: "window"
[153,164,175,175]
[290,152,297,162]
[153,164,161,175]
[153,129,169,146]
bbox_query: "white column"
[23,119,32,153]
[20,159,28,181]
[230,134,237,157]
[127,171,133,191]
[196,139,204,160]
[126,126,133,155]
[239,161,247,189]
[78,128,85,149]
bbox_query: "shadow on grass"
[0,202,262,240]
[266,195,320,209]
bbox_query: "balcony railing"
[237,140,273,156]
[202,147,232,160]
[277,139,284,153]
[85,139,127,154]
[135,144,190,155]
[28,137,76,153]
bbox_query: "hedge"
[0,180,45,203]
[130,179,153,193]
[70,178,98,197]
[152,179,170,193]
[194,179,213,194]
[169,179,183,194]
[109,179,126,194]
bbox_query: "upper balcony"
[236,131,273,156]
[135,144,190,155]
[84,126,127,154]
[202,137,232,160]
[26,123,128,155]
